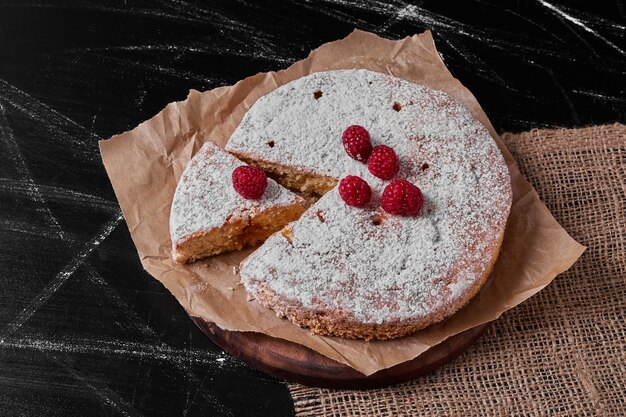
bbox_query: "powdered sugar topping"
[228,70,512,325]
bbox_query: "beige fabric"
[289,124,626,416]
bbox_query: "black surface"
[0,1,623,416]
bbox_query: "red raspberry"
[338,176,371,207]
[381,178,424,216]
[367,145,399,180]
[341,125,372,162]
[232,165,268,199]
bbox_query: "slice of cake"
[225,69,512,340]
[169,142,306,264]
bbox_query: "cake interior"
[174,203,305,263]
[232,152,337,196]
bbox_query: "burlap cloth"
[289,124,626,416]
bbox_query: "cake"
[225,69,512,340]
[169,142,306,264]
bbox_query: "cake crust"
[250,232,503,340]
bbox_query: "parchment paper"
[99,30,585,376]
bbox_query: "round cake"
[225,69,512,340]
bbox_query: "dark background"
[0,1,623,416]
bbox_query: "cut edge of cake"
[172,201,307,263]
[230,150,337,196]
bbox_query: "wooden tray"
[191,317,490,389]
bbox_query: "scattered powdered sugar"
[170,142,301,244]
[228,70,512,324]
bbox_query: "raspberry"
[338,176,371,207]
[341,125,372,162]
[367,145,399,180]
[381,178,424,216]
[232,165,268,199]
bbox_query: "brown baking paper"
[99,30,585,376]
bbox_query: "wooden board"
[191,317,490,389]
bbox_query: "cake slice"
[169,142,306,263]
